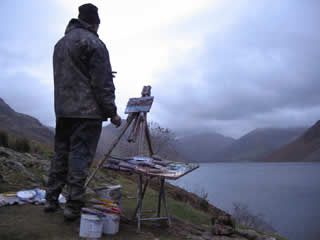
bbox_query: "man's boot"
[64,201,82,221]
[64,207,81,221]
[44,201,59,212]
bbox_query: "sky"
[0,0,319,138]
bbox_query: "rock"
[141,231,155,238]
[168,216,250,240]
[0,173,5,183]
[189,227,205,236]
[1,159,27,172]
[41,175,48,185]
[0,146,49,186]
[209,213,275,240]
[212,224,235,236]
[202,231,221,240]
[0,150,10,158]
[211,236,240,240]
[235,229,274,240]
[186,234,205,240]
[212,214,236,236]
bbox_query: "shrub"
[231,202,276,233]
[199,198,209,211]
[190,185,209,212]
[0,130,9,147]
[198,189,209,211]
[12,137,31,153]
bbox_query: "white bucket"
[103,213,120,235]
[79,214,103,238]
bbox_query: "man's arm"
[88,45,121,126]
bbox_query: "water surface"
[171,162,320,240]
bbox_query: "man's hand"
[111,114,121,128]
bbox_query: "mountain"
[96,121,181,160]
[96,121,143,158]
[96,123,120,157]
[261,121,320,162]
[212,127,307,162]
[0,98,54,145]
[96,121,308,163]
[175,132,235,162]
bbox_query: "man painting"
[45,3,121,221]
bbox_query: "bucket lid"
[81,213,102,221]
[94,184,121,191]
[17,190,36,200]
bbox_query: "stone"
[212,214,236,236]
[234,229,274,240]
[0,146,49,186]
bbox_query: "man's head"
[78,3,100,32]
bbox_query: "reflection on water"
[171,162,320,240]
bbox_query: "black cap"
[78,3,100,25]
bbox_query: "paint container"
[79,213,103,239]
[103,213,120,235]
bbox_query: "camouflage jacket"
[53,18,117,120]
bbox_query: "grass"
[167,200,211,226]
[116,173,211,226]
[1,130,54,158]
[0,162,288,240]
[30,141,54,159]
[0,170,209,240]
[0,204,184,240]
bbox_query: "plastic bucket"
[79,214,103,238]
[103,213,120,235]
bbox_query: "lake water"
[170,162,320,240]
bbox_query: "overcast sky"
[0,0,319,138]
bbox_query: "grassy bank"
[0,147,288,240]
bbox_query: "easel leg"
[145,120,154,156]
[157,178,163,217]
[136,175,143,233]
[133,176,149,219]
[138,115,145,155]
[161,178,171,225]
[84,114,135,188]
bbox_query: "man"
[45,3,121,221]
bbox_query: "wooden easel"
[85,86,171,232]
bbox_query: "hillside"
[96,122,134,158]
[97,122,182,161]
[212,127,307,162]
[261,121,320,162]
[97,124,118,153]
[0,98,54,145]
[96,125,309,163]
[0,145,286,240]
[175,133,235,162]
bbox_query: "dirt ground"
[0,204,183,240]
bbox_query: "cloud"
[0,1,67,126]
[152,0,320,137]
[0,0,319,138]
[1,0,217,123]
[0,71,54,126]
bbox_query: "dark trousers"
[46,118,102,208]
